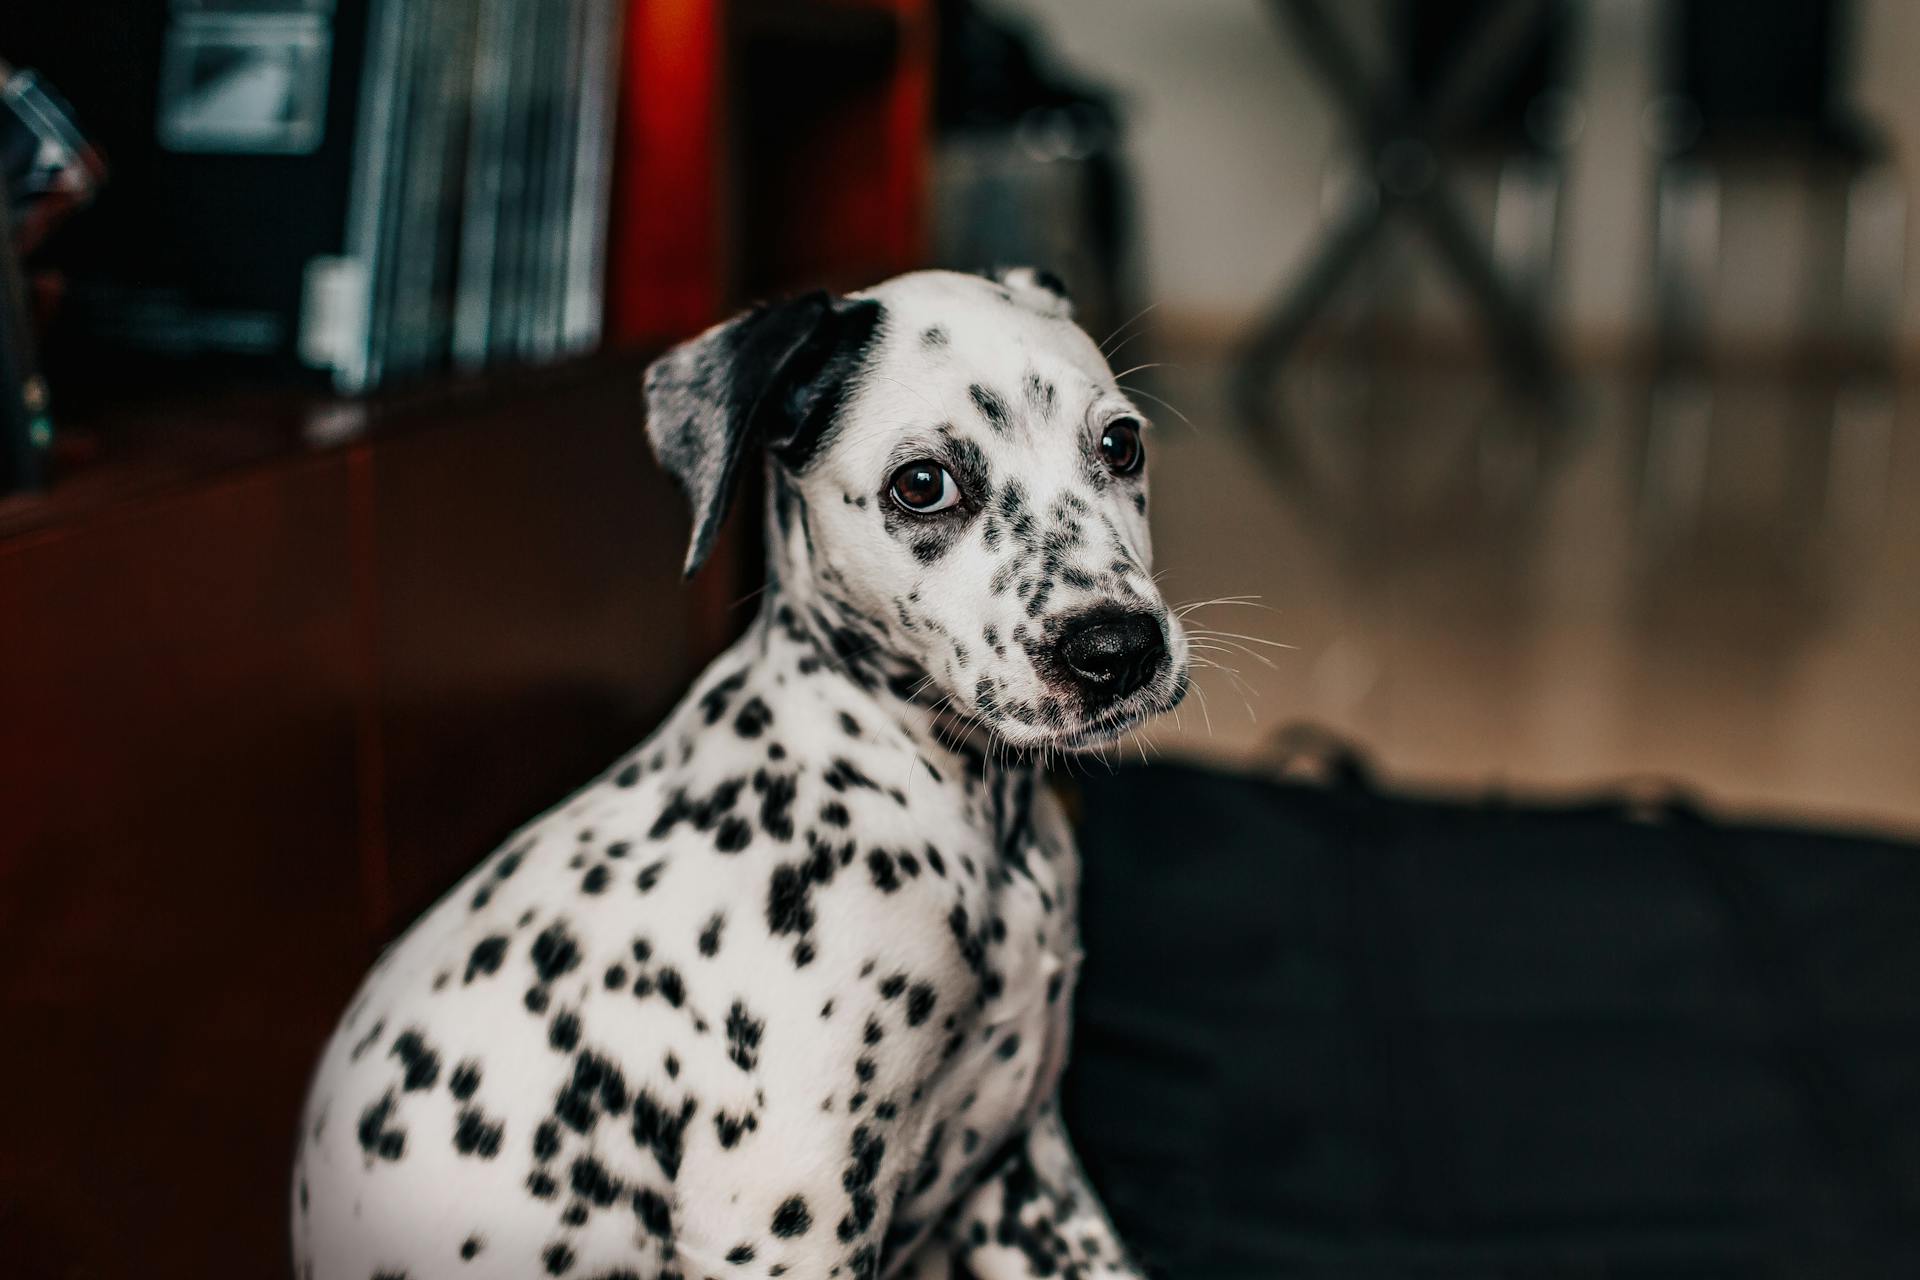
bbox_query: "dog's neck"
[732,585,1032,800]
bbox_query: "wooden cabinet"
[0,357,746,1277]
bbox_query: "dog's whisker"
[1184,626,1294,650]
[1113,382,1195,430]
[1097,299,1161,356]
[1171,594,1272,619]
[1108,360,1175,384]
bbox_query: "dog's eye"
[888,461,960,513]
[1098,418,1145,476]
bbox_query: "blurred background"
[4,1,1920,1276]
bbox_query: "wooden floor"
[1134,354,1920,838]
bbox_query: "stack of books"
[303,0,626,392]
[18,0,625,398]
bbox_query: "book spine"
[334,0,409,393]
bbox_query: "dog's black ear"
[984,266,1073,319]
[644,291,882,577]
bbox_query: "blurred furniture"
[610,0,932,344]
[0,355,756,1279]
[1235,0,1575,422]
[930,0,1132,342]
[1,60,101,493]
[1067,743,1920,1276]
[0,0,929,394]
[1642,0,1903,544]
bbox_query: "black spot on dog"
[530,923,581,983]
[698,912,726,957]
[543,1241,574,1274]
[726,1244,756,1264]
[632,1090,697,1180]
[836,1126,886,1241]
[460,1235,483,1260]
[465,936,507,983]
[970,383,1013,435]
[756,771,797,841]
[906,983,937,1027]
[629,1189,675,1235]
[1024,370,1057,419]
[449,1060,481,1101]
[657,967,686,1007]
[633,1186,673,1237]
[726,999,765,1071]
[733,696,773,738]
[349,1020,382,1059]
[714,814,753,853]
[921,325,948,348]
[453,1107,503,1158]
[357,1091,405,1161]
[867,849,901,893]
[570,1153,624,1207]
[699,670,748,726]
[391,1029,440,1091]
[1031,267,1071,298]
[825,758,877,792]
[714,1108,758,1148]
[772,1194,813,1237]
[581,864,610,895]
[767,863,815,938]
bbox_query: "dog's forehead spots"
[968,383,1013,436]
[854,270,1112,392]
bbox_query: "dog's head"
[644,268,1187,752]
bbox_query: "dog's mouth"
[1047,662,1190,752]
[923,661,1189,759]
[958,658,1189,757]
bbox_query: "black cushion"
[1064,755,1920,1276]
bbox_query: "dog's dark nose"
[1057,611,1166,700]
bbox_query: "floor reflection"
[1138,350,1920,836]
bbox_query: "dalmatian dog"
[292,268,1190,1280]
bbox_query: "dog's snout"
[1057,611,1166,700]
